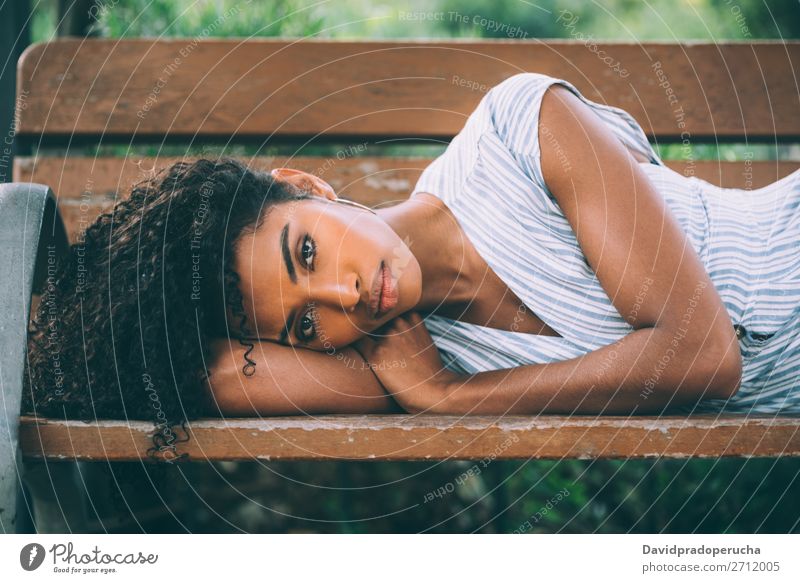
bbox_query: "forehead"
[241,197,317,257]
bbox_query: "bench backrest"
[13,38,800,244]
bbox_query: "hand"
[352,311,457,413]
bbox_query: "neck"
[377,193,477,314]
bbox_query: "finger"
[376,316,405,336]
[372,320,395,336]
[354,335,375,350]
[393,317,413,336]
[407,311,424,325]
[352,336,374,360]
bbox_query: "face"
[233,169,422,352]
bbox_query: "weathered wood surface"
[17,39,800,140]
[15,156,800,242]
[18,414,800,462]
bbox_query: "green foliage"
[91,0,325,38]
[92,456,800,533]
[30,0,58,42]
[31,0,800,42]
[90,0,798,41]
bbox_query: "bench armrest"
[0,182,67,532]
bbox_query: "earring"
[333,197,377,214]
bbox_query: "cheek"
[338,213,395,250]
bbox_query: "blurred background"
[28,0,800,41]
[6,0,800,533]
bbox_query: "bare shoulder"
[539,84,650,165]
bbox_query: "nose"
[309,272,360,312]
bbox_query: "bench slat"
[18,414,800,461]
[15,157,799,243]
[17,39,800,141]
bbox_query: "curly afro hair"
[23,158,309,461]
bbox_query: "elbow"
[696,330,743,401]
[715,347,743,400]
[203,363,239,416]
[204,339,249,416]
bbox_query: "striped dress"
[412,73,800,415]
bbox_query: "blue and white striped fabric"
[413,72,800,415]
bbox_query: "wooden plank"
[14,155,431,243]
[17,39,800,141]
[14,156,800,243]
[18,414,800,462]
[14,155,431,207]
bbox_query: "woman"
[25,73,800,438]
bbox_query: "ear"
[270,168,337,201]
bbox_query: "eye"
[297,306,317,342]
[300,235,316,269]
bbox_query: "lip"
[367,260,399,320]
[368,261,385,320]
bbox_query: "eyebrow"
[278,222,297,345]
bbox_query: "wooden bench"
[3,37,800,530]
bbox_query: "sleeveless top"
[412,73,800,415]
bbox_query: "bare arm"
[356,84,742,415]
[204,338,401,416]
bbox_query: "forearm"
[431,327,735,415]
[207,340,402,415]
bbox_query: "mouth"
[368,260,399,320]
